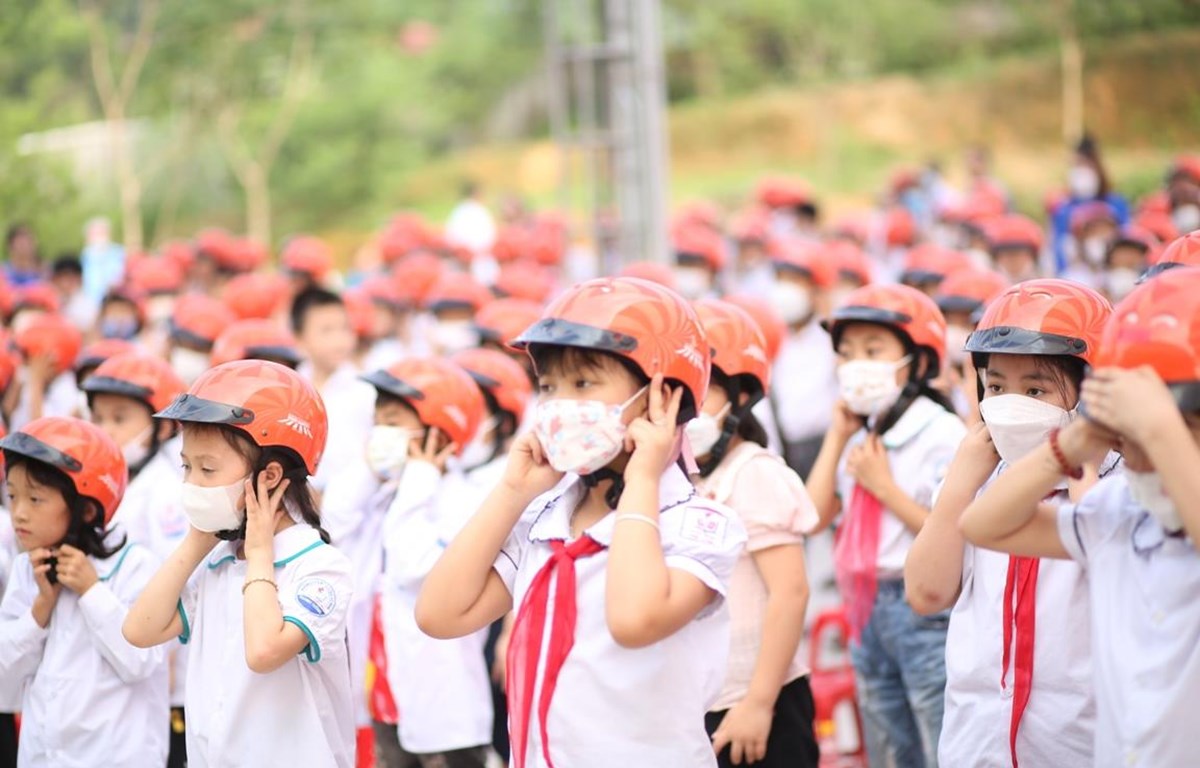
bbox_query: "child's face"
[1108,244,1146,272]
[981,354,1076,411]
[374,398,423,430]
[298,305,355,372]
[91,394,154,449]
[699,381,731,417]
[180,426,252,489]
[536,352,646,422]
[994,248,1037,282]
[7,463,71,551]
[836,324,912,383]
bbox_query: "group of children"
[0,148,1199,768]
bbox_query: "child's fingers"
[711,725,731,755]
[647,374,665,423]
[437,443,457,466]
[244,479,259,515]
[425,428,440,457]
[268,478,291,509]
[664,385,683,426]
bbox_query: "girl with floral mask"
[907,279,1117,767]
[805,283,966,768]
[686,299,820,768]
[417,277,745,768]
[960,267,1200,766]
[123,360,355,768]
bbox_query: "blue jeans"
[849,579,948,768]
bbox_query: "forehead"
[91,393,143,412]
[180,426,240,458]
[986,353,1045,378]
[838,322,901,346]
[535,348,629,380]
[374,398,419,419]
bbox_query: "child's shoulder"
[660,493,747,557]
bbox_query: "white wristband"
[614,513,661,532]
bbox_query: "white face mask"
[171,347,211,386]
[366,425,415,480]
[673,267,712,300]
[534,386,647,475]
[122,425,154,470]
[1125,468,1184,534]
[1172,204,1200,234]
[768,282,813,325]
[1082,236,1109,266]
[458,416,497,469]
[838,356,911,417]
[946,325,972,366]
[432,320,479,355]
[979,393,1071,465]
[685,402,731,458]
[1068,165,1100,198]
[182,478,246,533]
[1106,267,1140,301]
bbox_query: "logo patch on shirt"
[295,577,337,617]
[679,506,727,546]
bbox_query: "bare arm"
[807,401,862,531]
[123,528,215,648]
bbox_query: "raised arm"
[806,401,862,531]
[124,528,216,648]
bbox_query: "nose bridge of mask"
[979,393,1069,425]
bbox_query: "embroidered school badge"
[679,506,728,546]
[296,577,337,617]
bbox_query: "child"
[122,359,355,767]
[0,416,168,766]
[932,268,1010,421]
[423,272,494,356]
[361,357,492,767]
[167,294,235,386]
[905,280,1116,767]
[9,313,83,430]
[959,266,1200,766]
[805,283,966,768]
[416,276,745,767]
[688,299,820,768]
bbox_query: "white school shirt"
[772,321,838,443]
[380,461,494,753]
[298,361,376,492]
[0,507,17,713]
[493,464,746,768]
[940,459,1117,767]
[110,444,186,562]
[178,524,355,768]
[837,396,966,576]
[0,544,169,767]
[10,371,79,431]
[1056,473,1200,768]
[323,460,391,728]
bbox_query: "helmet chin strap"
[872,351,926,437]
[581,466,625,509]
[698,411,741,478]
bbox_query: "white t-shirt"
[772,322,837,443]
[493,464,746,767]
[838,396,966,576]
[298,362,376,492]
[1056,473,1200,768]
[179,524,355,768]
[445,198,497,256]
[0,544,169,767]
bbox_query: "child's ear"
[155,420,175,444]
[260,460,285,491]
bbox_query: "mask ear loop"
[697,381,743,478]
[872,349,923,437]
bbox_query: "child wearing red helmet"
[961,266,1200,766]
[805,283,967,768]
[418,277,745,768]
[8,313,84,430]
[0,416,169,766]
[123,360,355,767]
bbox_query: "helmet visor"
[511,317,639,354]
[154,393,255,425]
[964,326,1088,358]
[0,432,82,472]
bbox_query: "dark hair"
[528,344,650,390]
[973,352,1086,409]
[290,287,345,335]
[476,387,520,465]
[6,454,125,559]
[51,255,82,277]
[711,368,768,447]
[184,423,330,544]
[1075,134,1112,200]
[868,329,957,436]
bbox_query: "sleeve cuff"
[75,583,121,627]
[177,600,191,645]
[16,609,50,642]
[1056,504,1087,564]
[492,555,517,596]
[745,530,804,553]
[665,554,726,619]
[282,616,321,663]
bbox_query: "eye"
[1026,388,1046,398]
[574,379,591,389]
[537,382,553,394]
[986,384,1003,394]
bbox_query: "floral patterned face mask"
[534,386,648,475]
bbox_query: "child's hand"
[711,697,773,765]
[1082,366,1178,446]
[846,435,894,498]
[409,427,456,473]
[501,431,563,504]
[947,422,1000,491]
[243,471,291,563]
[623,374,683,480]
[54,544,99,595]
[1056,416,1118,468]
[26,352,57,389]
[29,548,62,628]
[830,400,865,442]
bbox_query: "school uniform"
[493,464,746,767]
[771,322,837,478]
[178,523,355,768]
[9,372,79,432]
[836,395,966,768]
[111,442,187,562]
[0,543,169,768]
[380,461,494,755]
[298,362,376,492]
[1056,473,1200,768]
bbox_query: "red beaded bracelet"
[1048,427,1084,480]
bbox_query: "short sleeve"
[279,549,354,664]
[661,500,748,615]
[728,455,818,550]
[912,417,967,509]
[493,506,538,595]
[1055,476,1125,566]
[177,572,200,645]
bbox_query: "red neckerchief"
[367,594,399,725]
[506,535,606,768]
[1001,555,1038,768]
[833,484,884,641]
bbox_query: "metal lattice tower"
[543,0,671,273]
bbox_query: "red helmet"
[474,298,543,348]
[75,339,138,377]
[986,214,1044,253]
[0,330,19,394]
[85,352,187,414]
[731,209,771,244]
[16,314,83,377]
[360,357,485,453]
[884,208,917,248]
[529,220,567,266]
[425,272,493,314]
[379,213,434,264]
[342,288,376,339]
[1168,155,1200,186]
[227,238,269,273]
[756,177,812,209]
[14,283,60,315]
[194,228,238,267]
[0,417,127,526]
[128,257,183,296]
[724,293,786,364]
[492,227,533,263]
[390,251,444,304]
[935,269,1010,317]
[1069,200,1119,236]
[452,348,533,424]
[1134,209,1179,245]
[1152,232,1200,267]
[223,273,291,321]
[157,360,328,474]
[210,320,302,368]
[1111,224,1160,255]
[901,244,972,286]
[619,261,678,291]
[171,294,237,350]
[673,225,727,272]
[773,239,836,288]
[281,236,334,280]
[513,277,711,423]
[693,299,771,399]
[966,279,1112,366]
[825,284,948,377]
[160,240,196,273]
[831,214,871,245]
[827,240,873,286]
[494,260,555,304]
[1093,267,1200,406]
[672,200,723,233]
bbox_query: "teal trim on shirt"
[282,616,320,663]
[177,600,191,645]
[207,539,325,570]
[98,544,135,581]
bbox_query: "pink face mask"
[534,387,647,475]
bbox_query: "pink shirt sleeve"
[727,454,819,552]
